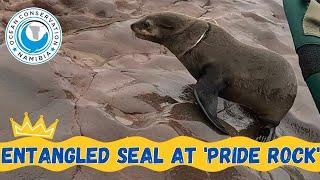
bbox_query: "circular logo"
[5,7,62,65]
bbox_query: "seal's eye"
[143,20,152,29]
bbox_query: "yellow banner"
[0,136,319,172]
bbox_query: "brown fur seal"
[131,12,297,142]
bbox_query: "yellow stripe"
[0,136,319,172]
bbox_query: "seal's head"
[131,12,197,43]
[131,12,209,57]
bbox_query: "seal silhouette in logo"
[5,7,62,65]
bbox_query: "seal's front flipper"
[193,88,226,133]
[193,80,238,136]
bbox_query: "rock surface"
[0,0,319,179]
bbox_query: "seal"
[131,12,298,142]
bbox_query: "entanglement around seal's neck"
[182,23,211,57]
[161,20,210,58]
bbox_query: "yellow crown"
[10,112,59,139]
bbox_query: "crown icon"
[10,112,59,139]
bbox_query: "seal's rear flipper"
[193,88,239,136]
[255,126,276,142]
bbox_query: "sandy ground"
[0,0,320,179]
